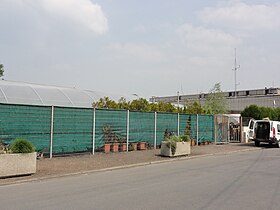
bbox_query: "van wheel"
[255,141,260,147]
[276,141,280,148]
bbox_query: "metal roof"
[0,80,134,108]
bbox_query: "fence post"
[154,112,157,149]
[214,115,217,145]
[196,114,199,146]
[92,108,96,155]
[50,106,54,159]
[177,113,180,136]
[126,110,130,152]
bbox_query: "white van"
[248,119,280,147]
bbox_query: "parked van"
[248,119,280,147]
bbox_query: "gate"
[215,115,229,144]
[229,115,241,142]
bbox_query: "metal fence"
[0,103,219,157]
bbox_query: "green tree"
[204,83,228,114]
[0,64,4,77]
[129,98,150,112]
[241,105,261,120]
[186,101,206,114]
[92,97,118,109]
[241,105,280,120]
[117,97,130,109]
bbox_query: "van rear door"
[248,119,255,140]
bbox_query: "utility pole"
[232,48,240,98]
[177,91,180,109]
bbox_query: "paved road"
[1,148,280,210]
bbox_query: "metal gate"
[215,115,229,144]
[229,115,241,142]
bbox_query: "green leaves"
[204,83,228,114]
[92,97,180,113]
[9,139,35,153]
[241,105,280,120]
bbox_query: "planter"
[138,142,146,150]
[131,143,138,151]
[191,139,196,146]
[111,143,120,152]
[161,141,191,157]
[0,152,37,178]
[104,144,111,153]
[120,143,127,152]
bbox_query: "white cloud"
[177,23,241,54]
[110,43,165,62]
[199,2,280,31]
[24,0,108,34]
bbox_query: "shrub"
[180,135,191,142]
[164,135,182,155]
[9,139,35,153]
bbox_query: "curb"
[0,147,262,186]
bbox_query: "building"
[150,87,280,113]
[0,80,136,108]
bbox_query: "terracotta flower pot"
[111,143,120,152]
[104,144,111,153]
[138,142,146,150]
[120,144,127,152]
[131,143,138,151]
[191,139,196,146]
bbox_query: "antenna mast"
[233,48,240,98]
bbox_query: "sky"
[1,0,280,99]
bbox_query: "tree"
[0,64,4,77]
[241,105,261,119]
[92,97,118,109]
[241,105,280,120]
[204,83,228,114]
[186,101,206,114]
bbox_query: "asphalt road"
[1,148,280,210]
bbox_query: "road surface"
[1,148,280,210]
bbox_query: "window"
[277,124,280,133]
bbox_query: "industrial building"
[150,87,280,113]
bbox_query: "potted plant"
[119,143,127,152]
[0,139,37,178]
[161,135,191,157]
[138,142,146,150]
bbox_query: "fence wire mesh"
[129,111,155,147]
[95,109,127,150]
[179,114,197,140]
[0,104,51,151]
[198,115,214,143]
[0,103,223,156]
[53,107,93,153]
[156,113,178,145]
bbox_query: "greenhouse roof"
[0,80,135,108]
